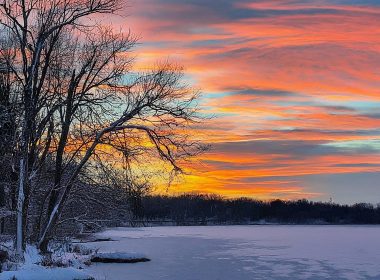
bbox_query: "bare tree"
[37,59,205,251]
[0,0,206,255]
[0,0,124,255]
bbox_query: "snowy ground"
[0,246,92,280]
[84,225,380,280]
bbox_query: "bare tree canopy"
[0,0,206,255]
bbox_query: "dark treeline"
[135,194,380,225]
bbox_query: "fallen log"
[91,252,150,263]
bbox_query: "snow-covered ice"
[84,225,380,280]
[2,225,379,279]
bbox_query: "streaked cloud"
[118,0,380,203]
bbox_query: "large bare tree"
[0,0,205,255]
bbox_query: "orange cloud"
[111,0,380,202]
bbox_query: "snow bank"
[0,265,93,280]
[0,245,93,280]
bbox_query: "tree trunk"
[16,109,31,256]
[38,202,60,253]
[0,218,4,234]
[16,157,26,256]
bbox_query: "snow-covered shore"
[0,246,93,280]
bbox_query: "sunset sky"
[116,0,380,204]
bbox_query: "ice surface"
[3,226,378,279]
[84,225,380,280]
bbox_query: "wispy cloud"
[121,0,380,203]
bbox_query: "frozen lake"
[85,225,380,280]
